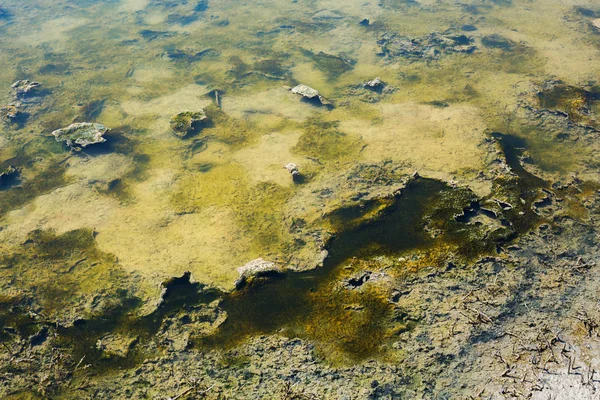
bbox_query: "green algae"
[292,117,364,162]
[202,105,259,148]
[1,0,600,395]
[0,162,70,216]
[197,179,456,364]
[537,84,597,126]
[235,182,294,256]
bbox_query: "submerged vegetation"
[1,0,600,397]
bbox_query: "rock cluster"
[377,32,476,60]
[11,80,41,98]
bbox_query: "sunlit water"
[1,0,600,376]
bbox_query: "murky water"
[1,0,600,392]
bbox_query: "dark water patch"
[3,174,550,375]
[0,6,13,20]
[481,34,516,51]
[302,50,355,78]
[195,0,208,12]
[574,6,598,17]
[38,63,71,75]
[489,132,549,235]
[74,99,106,122]
[491,133,548,190]
[139,30,175,41]
[0,166,20,190]
[167,13,199,25]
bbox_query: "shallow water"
[1,0,600,388]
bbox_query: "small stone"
[52,122,109,149]
[290,84,331,105]
[284,163,301,181]
[364,77,384,89]
[592,19,600,30]
[359,18,370,26]
[169,110,208,138]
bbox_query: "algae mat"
[2,0,600,398]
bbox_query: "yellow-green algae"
[0,0,600,385]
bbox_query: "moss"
[1,228,138,320]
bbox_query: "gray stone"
[290,84,331,105]
[364,77,384,89]
[11,80,41,97]
[284,163,300,178]
[52,122,109,148]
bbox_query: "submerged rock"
[312,9,343,20]
[11,80,41,98]
[169,110,208,138]
[284,162,302,183]
[364,77,384,89]
[481,34,516,51]
[52,122,109,149]
[377,32,476,60]
[0,103,20,122]
[291,84,331,105]
[302,50,355,78]
[284,163,300,177]
[235,258,281,288]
